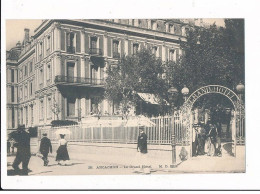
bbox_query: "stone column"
[162,45,166,61]
[104,35,108,57]
[81,56,85,78]
[54,25,61,51]
[55,54,61,76]
[81,30,85,54]
[124,38,128,55]
[81,97,86,118]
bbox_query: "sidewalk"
[7,143,245,175]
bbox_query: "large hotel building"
[6,19,206,130]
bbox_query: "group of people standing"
[192,121,222,157]
[9,125,71,175]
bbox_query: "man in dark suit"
[12,125,31,175]
[39,133,52,166]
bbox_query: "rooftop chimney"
[24,28,30,44]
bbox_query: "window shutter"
[60,29,65,51]
[85,59,90,79]
[107,37,112,57]
[121,39,124,56]
[85,34,89,53]
[165,47,168,61]
[159,46,162,58]
[99,35,104,54]
[77,57,81,77]
[128,40,132,55]
[76,32,81,53]
[176,49,179,61]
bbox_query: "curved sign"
[183,85,242,111]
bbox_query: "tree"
[105,49,168,117]
[165,20,245,107]
[51,97,61,120]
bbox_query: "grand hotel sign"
[183,85,243,111]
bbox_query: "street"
[7,142,245,175]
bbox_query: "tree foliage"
[165,19,245,106]
[105,49,168,116]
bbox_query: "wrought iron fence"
[55,75,105,85]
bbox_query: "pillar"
[81,97,86,117]
[81,30,85,54]
[162,45,166,61]
[81,57,85,78]
[104,35,108,57]
[124,39,128,55]
[165,23,169,32]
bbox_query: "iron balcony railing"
[89,48,103,55]
[67,46,75,54]
[55,75,105,85]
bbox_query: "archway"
[180,85,245,157]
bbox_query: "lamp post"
[236,82,245,144]
[181,85,189,102]
[168,86,178,167]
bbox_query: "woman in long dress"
[56,134,70,165]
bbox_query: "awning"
[137,93,169,105]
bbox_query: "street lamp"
[236,82,245,100]
[181,85,189,102]
[168,86,178,167]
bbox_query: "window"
[40,100,44,120]
[133,43,139,55]
[90,37,97,49]
[169,24,174,33]
[11,69,14,82]
[24,65,28,77]
[39,68,44,87]
[169,49,175,61]
[91,97,99,114]
[30,82,33,95]
[20,70,23,80]
[67,97,76,116]
[47,64,51,81]
[67,32,75,53]
[11,86,14,102]
[152,46,158,56]
[47,36,50,50]
[47,97,52,118]
[39,42,43,60]
[21,108,23,124]
[12,107,15,128]
[113,40,120,58]
[25,85,28,99]
[20,87,23,100]
[29,61,33,73]
[152,21,157,30]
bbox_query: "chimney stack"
[24,28,30,44]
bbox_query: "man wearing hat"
[39,133,52,166]
[12,125,31,175]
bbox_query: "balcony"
[55,75,105,87]
[67,46,75,54]
[89,48,103,56]
[113,52,120,59]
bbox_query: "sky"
[5,19,225,51]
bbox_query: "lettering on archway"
[179,85,245,155]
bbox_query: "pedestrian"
[12,125,31,175]
[192,124,199,156]
[136,126,150,174]
[56,134,70,165]
[39,133,52,166]
[197,123,206,155]
[206,123,217,156]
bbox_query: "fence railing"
[38,113,188,145]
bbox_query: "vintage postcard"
[4,18,245,178]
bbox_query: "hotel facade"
[6,19,204,130]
